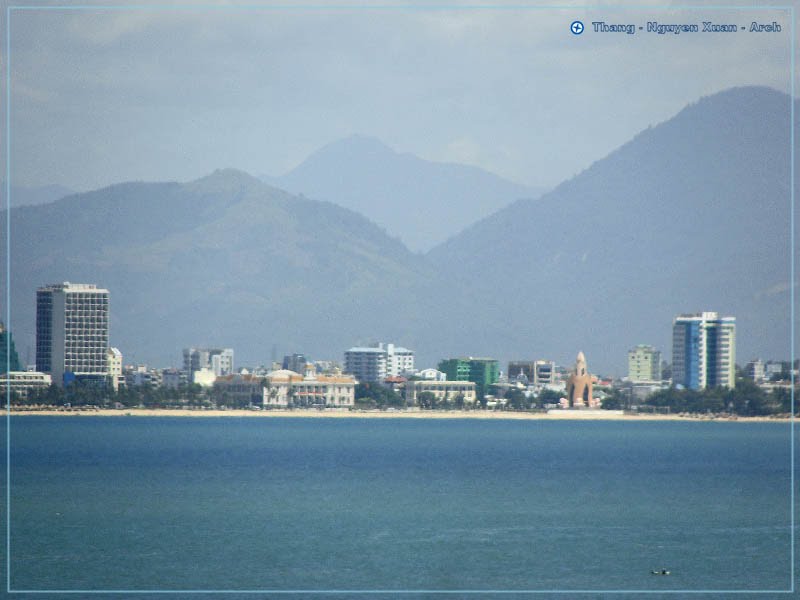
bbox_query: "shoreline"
[6,408,791,422]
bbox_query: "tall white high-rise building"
[344,342,415,383]
[36,282,110,387]
[672,312,736,390]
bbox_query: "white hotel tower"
[344,342,414,383]
[672,312,736,390]
[36,282,110,387]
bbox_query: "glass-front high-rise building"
[0,322,22,373]
[36,282,109,387]
[672,312,736,390]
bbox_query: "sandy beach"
[6,407,790,422]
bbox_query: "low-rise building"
[507,360,556,386]
[404,380,476,407]
[1,371,52,400]
[264,365,355,408]
[744,359,765,382]
[416,368,446,381]
[161,368,186,389]
[213,374,266,406]
[124,365,159,387]
[621,379,670,402]
[192,367,217,388]
[383,376,407,394]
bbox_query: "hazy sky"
[6,1,792,192]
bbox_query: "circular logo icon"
[570,20,584,35]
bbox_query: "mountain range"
[429,86,794,372]
[263,135,542,253]
[4,182,73,208]
[4,86,794,374]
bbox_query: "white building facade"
[744,359,765,382]
[36,282,109,387]
[107,347,123,391]
[627,345,662,382]
[1,371,52,399]
[672,312,736,390]
[263,366,355,408]
[404,380,477,406]
[344,342,414,383]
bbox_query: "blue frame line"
[4,2,795,595]
[5,589,798,595]
[5,4,11,596]
[790,2,796,596]
[3,4,797,10]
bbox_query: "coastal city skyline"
[3,279,793,415]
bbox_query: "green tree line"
[14,381,211,409]
[602,378,793,416]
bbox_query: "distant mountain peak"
[4,182,74,207]
[192,168,263,186]
[697,84,785,104]
[428,85,793,373]
[267,135,539,252]
[690,85,788,116]
[185,168,266,196]
[316,134,397,158]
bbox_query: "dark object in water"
[651,569,671,575]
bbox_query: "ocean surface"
[4,417,795,598]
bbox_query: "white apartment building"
[672,312,736,390]
[344,342,414,383]
[36,282,109,387]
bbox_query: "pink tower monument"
[566,351,593,408]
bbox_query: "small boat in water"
[651,569,670,575]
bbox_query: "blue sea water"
[3,417,795,598]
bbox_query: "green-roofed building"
[0,322,22,373]
[437,357,499,400]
